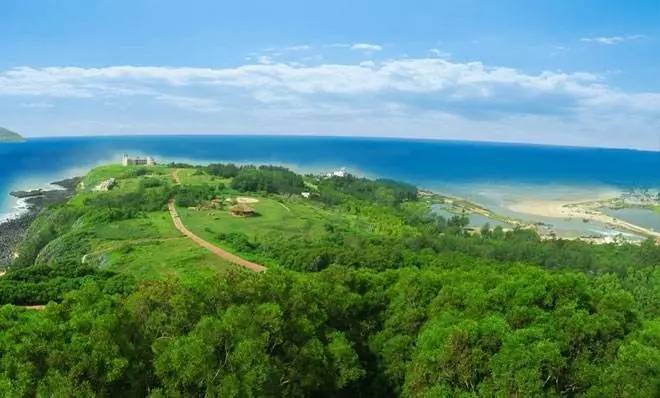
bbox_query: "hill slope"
[0,163,657,397]
[0,127,25,142]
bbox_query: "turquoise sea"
[1,135,659,232]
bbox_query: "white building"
[326,167,347,178]
[122,154,156,166]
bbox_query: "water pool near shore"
[600,207,660,232]
[430,204,512,230]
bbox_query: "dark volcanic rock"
[0,176,82,266]
[10,189,45,198]
[0,212,37,266]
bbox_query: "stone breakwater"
[0,177,81,266]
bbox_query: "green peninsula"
[0,162,658,397]
[0,127,25,142]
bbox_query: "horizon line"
[17,132,660,153]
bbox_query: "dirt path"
[168,200,266,272]
[17,304,46,310]
[172,169,182,185]
[169,168,266,272]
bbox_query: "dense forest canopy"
[0,163,657,397]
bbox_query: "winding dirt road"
[168,200,266,272]
[169,169,266,272]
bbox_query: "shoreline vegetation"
[1,171,657,264]
[0,161,657,396]
[0,163,657,270]
[420,188,659,244]
[509,197,660,241]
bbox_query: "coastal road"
[168,169,266,272]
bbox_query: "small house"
[230,203,256,217]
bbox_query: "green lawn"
[85,211,229,281]
[80,164,169,192]
[176,193,377,262]
[68,165,173,208]
[97,238,230,281]
[69,165,379,279]
[91,211,180,241]
[178,196,328,241]
[175,168,231,187]
[69,165,236,281]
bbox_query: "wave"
[0,197,31,224]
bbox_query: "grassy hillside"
[0,162,657,397]
[0,127,25,142]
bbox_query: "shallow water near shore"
[1,136,658,229]
[601,208,660,232]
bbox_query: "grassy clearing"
[79,165,126,190]
[175,168,231,187]
[176,193,378,266]
[95,238,229,281]
[62,164,381,278]
[79,207,231,282]
[81,164,169,192]
[180,196,331,242]
[65,165,237,281]
[68,165,173,209]
[92,211,180,241]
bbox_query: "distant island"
[0,127,25,142]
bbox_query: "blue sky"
[1,0,659,150]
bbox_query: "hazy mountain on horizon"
[0,127,25,142]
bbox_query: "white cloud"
[256,55,274,65]
[20,102,54,108]
[155,95,221,113]
[0,60,653,112]
[428,48,451,58]
[580,35,644,45]
[283,44,311,51]
[0,57,658,149]
[350,43,383,52]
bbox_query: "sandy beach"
[509,200,579,218]
[508,198,660,240]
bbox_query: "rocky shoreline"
[0,177,81,266]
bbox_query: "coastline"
[423,186,660,244]
[0,177,81,266]
[1,155,657,263]
[508,198,660,240]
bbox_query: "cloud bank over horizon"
[1,55,658,150]
[2,1,658,151]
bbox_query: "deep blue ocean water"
[1,135,658,220]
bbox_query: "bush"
[206,163,240,178]
[230,165,304,194]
